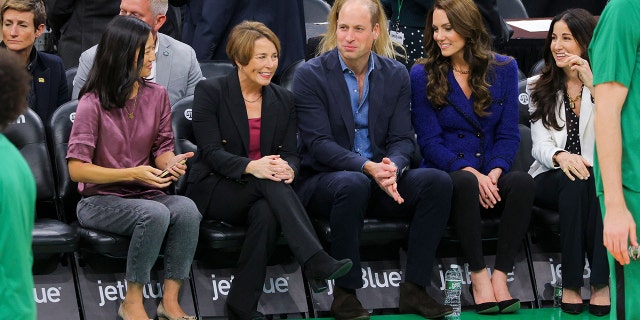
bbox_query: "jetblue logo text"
[97,280,163,306]
[211,275,291,301]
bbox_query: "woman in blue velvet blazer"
[411,0,533,315]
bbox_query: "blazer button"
[458,153,464,158]
[475,152,482,158]
[476,132,482,138]
[277,145,283,149]
[221,139,227,144]
[458,133,464,138]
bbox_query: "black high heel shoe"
[469,285,500,314]
[303,251,353,293]
[561,302,584,314]
[561,287,584,314]
[497,298,520,314]
[588,304,610,316]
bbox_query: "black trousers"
[302,168,452,289]
[201,176,323,316]
[450,170,534,273]
[534,168,609,288]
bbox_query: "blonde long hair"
[317,0,404,59]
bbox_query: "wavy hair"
[318,0,403,59]
[419,0,499,117]
[79,15,151,110]
[529,8,596,130]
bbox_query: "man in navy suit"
[292,0,453,319]
[1,0,68,123]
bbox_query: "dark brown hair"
[529,8,596,130]
[419,0,502,117]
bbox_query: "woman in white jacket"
[527,8,609,316]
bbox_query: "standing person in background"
[47,0,120,68]
[411,0,533,314]
[67,15,201,320]
[1,0,68,123]
[72,0,202,106]
[0,50,36,320]
[381,0,433,68]
[528,8,609,316]
[590,0,640,318]
[181,0,305,76]
[294,0,453,318]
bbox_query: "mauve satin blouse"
[66,82,174,198]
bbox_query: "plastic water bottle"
[444,266,462,318]
[553,279,562,308]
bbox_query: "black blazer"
[33,51,69,123]
[186,71,299,211]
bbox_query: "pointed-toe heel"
[468,285,499,314]
[589,304,610,316]
[561,302,584,314]
[498,298,520,313]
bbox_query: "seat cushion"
[198,220,248,250]
[32,218,78,254]
[313,218,410,246]
[73,222,131,258]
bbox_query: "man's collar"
[338,52,375,75]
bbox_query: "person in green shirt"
[589,0,640,317]
[0,51,37,319]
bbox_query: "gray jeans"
[77,194,201,284]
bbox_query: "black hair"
[79,15,152,110]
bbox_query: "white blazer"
[526,75,595,178]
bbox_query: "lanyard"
[396,0,404,21]
[394,0,404,30]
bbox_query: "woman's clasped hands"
[246,155,295,183]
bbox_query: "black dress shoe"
[497,298,520,313]
[468,285,499,314]
[303,251,353,293]
[561,302,584,314]
[589,304,611,316]
[399,282,453,319]
[331,286,370,320]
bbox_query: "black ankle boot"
[399,282,453,319]
[303,251,353,293]
[331,286,370,320]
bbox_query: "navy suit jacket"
[185,71,299,212]
[292,49,415,201]
[32,51,69,123]
[181,0,305,74]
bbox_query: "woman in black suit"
[184,21,352,320]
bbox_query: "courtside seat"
[3,107,78,260]
[275,59,305,92]
[49,100,130,258]
[171,95,250,253]
[199,60,235,79]
[313,218,410,247]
